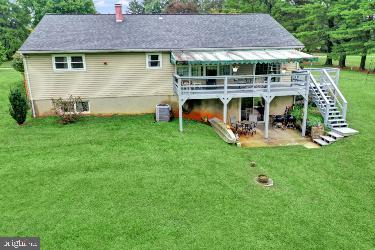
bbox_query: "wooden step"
[327,131,344,139]
[332,127,359,137]
[331,123,348,128]
[328,114,343,118]
[320,103,335,107]
[325,111,341,115]
[328,118,346,123]
[320,135,336,144]
[313,139,329,146]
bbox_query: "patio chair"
[229,115,239,131]
[247,114,258,135]
[248,114,258,123]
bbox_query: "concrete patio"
[239,124,319,148]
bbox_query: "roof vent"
[115,3,123,23]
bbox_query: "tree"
[164,1,199,14]
[18,0,96,27]
[331,0,375,70]
[222,0,268,13]
[9,87,28,125]
[0,41,6,64]
[0,0,30,60]
[45,0,96,15]
[17,0,48,27]
[196,0,224,13]
[275,0,336,65]
[128,0,145,14]
[143,0,168,14]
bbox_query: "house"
[19,3,353,139]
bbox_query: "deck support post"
[264,100,270,139]
[177,76,187,133]
[238,98,242,122]
[178,97,187,132]
[179,101,183,132]
[302,97,308,137]
[302,73,310,137]
[262,94,275,140]
[220,96,231,124]
[262,76,275,140]
[223,102,228,124]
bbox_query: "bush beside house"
[9,87,28,125]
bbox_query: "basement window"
[60,100,90,113]
[146,53,162,69]
[53,55,86,71]
[75,101,90,113]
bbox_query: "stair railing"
[321,69,347,120]
[309,73,330,125]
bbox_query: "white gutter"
[23,56,36,118]
[19,46,305,54]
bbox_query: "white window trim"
[52,54,86,72]
[74,100,90,114]
[60,100,90,114]
[146,53,162,69]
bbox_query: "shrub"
[289,104,323,129]
[52,96,83,124]
[11,54,24,73]
[9,88,28,125]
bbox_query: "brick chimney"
[115,3,123,23]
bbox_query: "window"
[191,65,203,76]
[58,99,90,114]
[54,57,68,69]
[219,65,231,75]
[76,101,90,113]
[71,56,84,69]
[255,63,281,75]
[53,55,85,71]
[177,65,189,76]
[146,53,162,69]
[177,65,204,76]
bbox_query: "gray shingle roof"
[20,14,304,53]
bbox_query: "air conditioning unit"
[155,104,171,122]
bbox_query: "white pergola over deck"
[171,49,317,139]
[171,49,316,65]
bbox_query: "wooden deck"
[174,72,311,138]
[173,72,309,99]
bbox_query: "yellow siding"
[26,52,175,100]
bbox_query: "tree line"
[1,0,374,70]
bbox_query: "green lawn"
[0,68,374,249]
[307,53,375,70]
[0,61,12,68]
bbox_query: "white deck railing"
[173,72,309,98]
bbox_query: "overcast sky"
[94,0,130,14]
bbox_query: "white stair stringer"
[307,69,358,146]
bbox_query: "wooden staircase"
[308,68,358,147]
[313,131,343,146]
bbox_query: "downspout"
[22,55,36,117]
